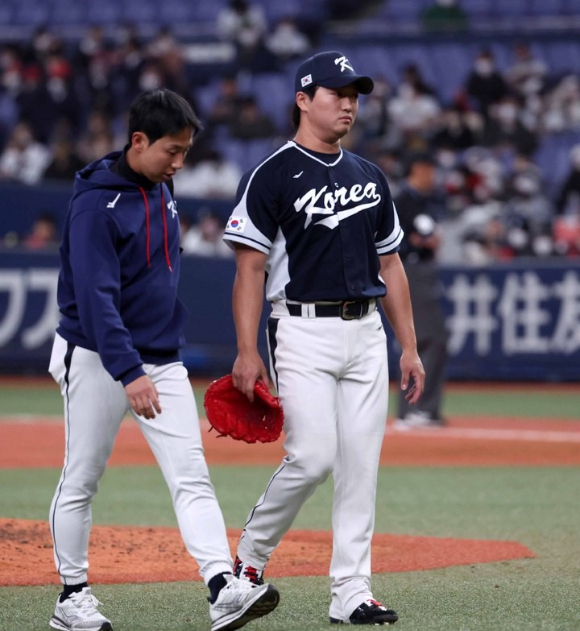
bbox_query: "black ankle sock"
[208,572,231,604]
[60,582,88,602]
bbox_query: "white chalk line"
[2,415,580,443]
[386,426,580,443]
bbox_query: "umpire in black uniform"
[394,153,448,428]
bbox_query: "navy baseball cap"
[294,51,374,95]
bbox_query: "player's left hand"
[399,351,425,405]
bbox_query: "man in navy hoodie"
[48,89,279,631]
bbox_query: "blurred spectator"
[388,77,440,146]
[181,209,233,257]
[506,42,548,100]
[173,148,242,199]
[137,62,165,92]
[504,172,555,257]
[505,152,543,197]
[421,0,468,32]
[32,26,57,62]
[393,153,448,429]
[438,148,487,216]
[229,96,276,140]
[113,35,146,112]
[217,0,268,72]
[557,144,580,215]
[462,146,504,199]
[458,191,507,264]
[43,138,85,182]
[542,75,580,133]
[376,149,404,197]
[77,25,115,113]
[146,27,192,100]
[482,95,538,156]
[401,63,435,97]
[356,76,393,141]
[113,22,140,49]
[0,121,51,185]
[76,109,117,163]
[16,64,58,144]
[43,41,81,135]
[265,17,311,61]
[147,26,180,59]
[22,213,59,250]
[206,76,245,129]
[466,50,508,118]
[432,107,476,151]
[553,215,580,257]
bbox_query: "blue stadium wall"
[1,183,579,381]
[1,250,579,382]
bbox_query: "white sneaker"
[209,574,279,631]
[49,587,112,630]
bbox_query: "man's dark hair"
[128,89,202,143]
[403,151,435,177]
[291,85,319,130]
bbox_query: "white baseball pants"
[237,306,389,620]
[48,333,233,586]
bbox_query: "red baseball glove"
[203,375,284,444]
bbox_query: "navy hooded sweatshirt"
[56,150,187,386]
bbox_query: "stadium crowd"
[1,3,580,261]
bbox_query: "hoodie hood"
[72,151,147,202]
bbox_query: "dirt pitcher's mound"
[0,518,534,587]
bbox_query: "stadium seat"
[12,1,49,26]
[492,0,527,18]
[121,0,159,24]
[461,0,493,20]
[529,0,565,15]
[50,0,86,25]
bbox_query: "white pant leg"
[329,311,390,619]
[49,333,129,585]
[237,315,343,568]
[135,362,232,582]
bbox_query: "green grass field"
[1,383,580,630]
[1,379,579,419]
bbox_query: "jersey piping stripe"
[290,141,343,167]
[243,460,287,529]
[376,205,403,250]
[377,227,404,252]
[51,341,75,583]
[224,233,270,255]
[243,318,284,530]
[266,317,280,391]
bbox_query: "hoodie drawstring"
[160,187,173,272]
[139,186,172,272]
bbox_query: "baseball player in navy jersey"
[47,89,278,631]
[223,52,425,625]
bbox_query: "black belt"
[286,299,376,320]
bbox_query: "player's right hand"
[125,375,162,419]
[232,351,269,402]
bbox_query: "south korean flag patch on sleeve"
[227,216,246,233]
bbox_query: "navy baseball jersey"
[223,141,403,303]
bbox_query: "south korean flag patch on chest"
[227,216,246,233]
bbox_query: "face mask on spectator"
[475,59,493,76]
[496,103,518,124]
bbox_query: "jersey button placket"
[330,167,358,296]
